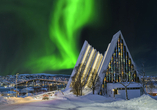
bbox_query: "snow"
[0,96,15,105]
[104,95,157,110]
[41,88,47,91]
[0,96,42,105]
[4,91,16,94]
[21,87,34,93]
[0,92,157,110]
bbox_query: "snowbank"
[59,94,157,110]
[81,94,122,103]
[1,92,157,110]
[99,95,157,110]
[0,95,42,105]
[0,96,15,105]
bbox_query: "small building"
[2,91,16,97]
[106,83,141,99]
[20,87,34,95]
[0,87,13,93]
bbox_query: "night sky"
[0,0,157,76]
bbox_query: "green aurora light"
[25,0,98,73]
[0,0,99,75]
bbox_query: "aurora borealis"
[0,0,100,75]
[24,0,98,73]
[0,0,157,76]
[27,0,97,72]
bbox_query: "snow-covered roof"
[4,91,16,94]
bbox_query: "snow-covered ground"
[0,92,157,110]
[0,94,15,105]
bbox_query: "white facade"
[65,41,88,90]
[66,41,103,90]
[107,83,141,99]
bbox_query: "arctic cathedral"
[66,31,141,99]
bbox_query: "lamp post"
[26,81,28,97]
[16,73,19,97]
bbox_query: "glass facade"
[103,36,138,84]
[70,43,103,88]
[69,34,140,92]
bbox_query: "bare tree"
[118,68,135,100]
[78,63,86,96]
[89,69,101,94]
[71,73,79,96]
[88,69,106,95]
[70,63,86,96]
[137,63,153,95]
[140,63,146,94]
[147,77,155,96]
[101,70,107,95]
[119,78,131,100]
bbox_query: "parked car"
[42,94,49,100]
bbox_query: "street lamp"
[16,73,19,97]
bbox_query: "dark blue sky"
[0,0,156,76]
[81,0,157,76]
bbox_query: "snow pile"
[101,95,157,110]
[0,95,42,105]
[82,88,92,95]
[0,96,15,105]
[81,94,121,103]
[63,88,92,96]
[62,89,73,96]
[53,91,67,100]
[8,96,37,104]
[0,96,8,105]
[64,94,157,110]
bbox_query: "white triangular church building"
[66,31,141,99]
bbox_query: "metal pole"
[26,81,28,97]
[49,83,50,92]
[33,80,34,87]
[16,73,19,97]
